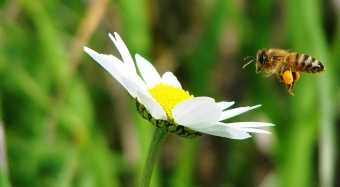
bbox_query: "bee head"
[256,49,268,72]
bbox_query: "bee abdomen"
[297,54,324,73]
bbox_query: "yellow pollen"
[149,83,193,119]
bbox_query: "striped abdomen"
[291,53,324,73]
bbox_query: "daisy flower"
[84,32,273,139]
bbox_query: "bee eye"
[259,55,267,64]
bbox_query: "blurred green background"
[0,0,339,186]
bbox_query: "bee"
[243,48,324,95]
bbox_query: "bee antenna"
[242,56,256,69]
[243,56,255,61]
[242,59,255,69]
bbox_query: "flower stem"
[140,128,167,187]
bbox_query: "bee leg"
[292,71,300,81]
[289,72,300,93]
[287,83,295,96]
[282,70,294,95]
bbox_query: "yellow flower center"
[149,83,193,119]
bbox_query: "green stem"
[140,128,167,187]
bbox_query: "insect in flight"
[243,48,325,95]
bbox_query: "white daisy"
[84,32,274,139]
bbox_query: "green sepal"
[136,101,201,138]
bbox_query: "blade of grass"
[189,0,229,95]
[284,1,335,187]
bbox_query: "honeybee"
[243,48,324,95]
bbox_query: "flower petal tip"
[135,53,142,60]
[112,32,122,42]
[83,47,97,57]
[83,46,90,52]
[253,104,262,109]
[256,122,275,127]
[266,123,275,127]
[108,32,115,41]
[234,134,252,140]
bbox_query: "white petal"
[84,47,140,97]
[172,97,221,129]
[135,54,161,88]
[219,105,261,121]
[108,33,147,90]
[129,75,148,94]
[136,90,167,120]
[220,122,273,134]
[222,122,274,128]
[237,127,271,134]
[193,123,251,139]
[217,101,235,110]
[108,32,136,73]
[161,72,182,88]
